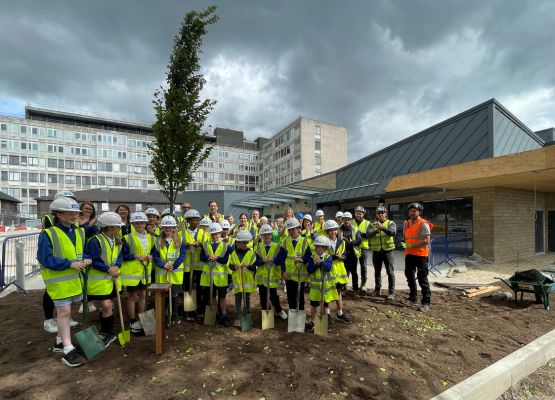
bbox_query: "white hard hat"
[54,190,76,200]
[335,211,343,219]
[323,219,339,230]
[314,235,332,247]
[160,216,177,227]
[285,218,300,230]
[208,222,222,234]
[303,214,313,222]
[145,207,160,217]
[200,217,211,227]
[184,209,201,219]
[130,212,148,223]
[220,219,231,229]
[97,212,125,228]
[235,230,253,242]
[50,197,80,212]
[315,210,324,217]
[354,205,366,214]
[161,208,171,216]
[342,212,353,219]
[259,224,273,235]
[260,216,268,223]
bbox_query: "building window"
[8,155,19,165]
[315,140,321,151]
[315,155,321,166]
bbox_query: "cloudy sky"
[1,1,554,161]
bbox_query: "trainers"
[78,302,97,314]
[218,316,232,327]
[305,321,314,332]
[172,314,182,324]
[100,332,117,348]
[233,319,241,327]
[386,294,395,301]
[359,288,368,296]
[336,313,353,324]
[130,321,143,332]
[52,339,64,353]
[69,318,79,327]
[418,304,430,313]
[400,298,418,307]
[369,289,381,297]
[43,318,58,333]
[62,348,85,368]
[278,310,288,320]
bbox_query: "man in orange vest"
[400,202,432,312]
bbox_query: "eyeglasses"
[82,208,94,212]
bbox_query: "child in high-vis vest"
[200,223,231,327]
[121,212,154,333]
[254,224,287,320]
[228,230,257,327]
[178,209,206,321]
[85,211,124,347]
[324,220,352,324]
[151,215,187,325]
[37,197,91,367]
[306,235,337,333]
[145,207,161,237]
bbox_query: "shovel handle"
[113,276,126,332]
[320,267,326,317]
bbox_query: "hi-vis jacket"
[151,237,187,284]
[86,233,123,295]
[228,248,257,294]
[254,242,281,288]
[121,232,155,287]
[307,253,338,303]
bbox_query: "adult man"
[204,200,224,223]
[249,209,261,235]
[352,206,371,295]
[177,202,192,228]
[367,206,397,301]
[400,203,432,312]
[339,212,362,294]
[314,210,325,236]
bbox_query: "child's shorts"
[53,293,83,307]
[310,300,329,307]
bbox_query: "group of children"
[38,198,357,368]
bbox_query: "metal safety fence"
[0,232,41,293]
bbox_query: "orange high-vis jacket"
[403,217,433,257]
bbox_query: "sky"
[1,0,554,162]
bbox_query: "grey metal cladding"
[492,103,543,157]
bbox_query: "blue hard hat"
[295,212,304,219]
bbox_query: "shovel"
[167,284,173,327]
[261,264,274,330]
[314,267,328,337]
[74,268,106,359]
[114,276,131,346]
[287,266,306,333]
[138,260,156,335]
[240,265,252,331]
[204,262,217,326]
[183,268,197,312]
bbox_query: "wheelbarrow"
[496,277,555,310]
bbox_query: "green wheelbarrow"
[496,277,555,310]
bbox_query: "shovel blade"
[138,309,156,336]
[287,309,306,333]
[204,305,217,326]
[261,309,274,330]
[118,330,130,346]
[75,326,105,360]
[183,290,197,312]
[240,313,252,332]
[314,314,328,337]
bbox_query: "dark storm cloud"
[1,0,554,161]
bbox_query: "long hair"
[101,226,122,246]
[162,227,181,248]
[115,204,131,223]
[80,201,96,220]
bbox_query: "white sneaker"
[43,319,58,333]
[69,318,79,327]
[130,321,143,332]
[278,310,288,320]
[233,319,241,327]
[78,302,97,314]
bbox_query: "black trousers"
[372,250,395,294]
[43,290,55,319]
[404,254,431,305]
[358,249,368,284]
[345,256,359,290]
[258,285,283,312]
[285,280,305,311]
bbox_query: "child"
[301,215,315,248]
[37,197,90,367]
[324,220,352,324]
[178,209,206,321]
[121,212,155,333]
[199,217,211,233]
[85,211,124,347]
[145,207,161,237]
[200,223,231,327]
[275,218,312,318]
[151,215,187,325]
[306,235,338,332]
[254,224,287,320]
[228,230,257,327]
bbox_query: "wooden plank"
[447,267,455,278]
[464,286,499,298]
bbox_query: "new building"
[0,104,347,218]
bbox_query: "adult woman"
[115,204,133,236]
[78,201,99,239]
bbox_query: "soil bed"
[0,288,552,400]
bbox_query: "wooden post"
[148,283,171,355]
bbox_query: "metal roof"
[0,191,22,204]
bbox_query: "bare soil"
[0,282,553,400]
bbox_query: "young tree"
[150,6,219,213]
